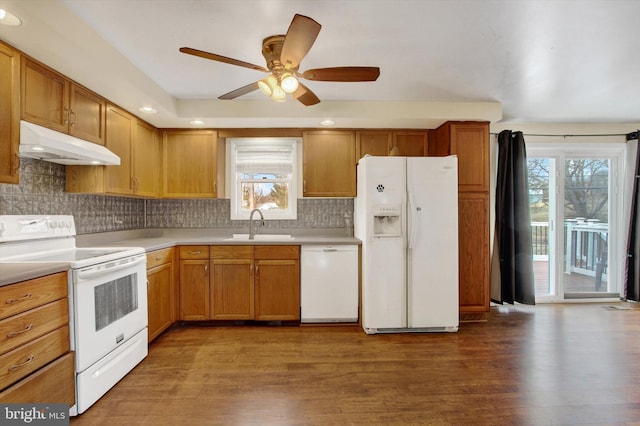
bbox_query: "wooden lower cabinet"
[458,193,490,316]
[179,245,300,322]
[0,352,75,404]
[147,248,175,342]
[0,272,74,406]
[255,246,300,321]
[210,246,254,320]
[178,246,210,321]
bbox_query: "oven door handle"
[76,255,146,280]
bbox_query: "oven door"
[73,253,148,372]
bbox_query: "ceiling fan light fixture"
[270,85,287,102]
[280,73,299,93]
[258,75,278,97]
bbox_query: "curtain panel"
[623,131,640,301]
[491,130,536,305]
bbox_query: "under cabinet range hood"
[19,121,121,166]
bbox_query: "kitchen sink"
[225,234,294,241]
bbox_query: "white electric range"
[0,215,148,415]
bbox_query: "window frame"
[227,137,300,220]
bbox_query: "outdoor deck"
[534,260,611,295]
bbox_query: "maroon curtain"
[492,130,536,305]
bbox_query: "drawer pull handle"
[5,293,33,305]
[187,251,201,255]
[8,355,35,372]
[155,257,162,261]
[7,324,33,338]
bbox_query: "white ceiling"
[1,0,639,129]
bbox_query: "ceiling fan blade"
[219,82,261,100]
[280,14,321,69]
[292,83,320,106]
[180,47,268,72]
[302,67,380,82]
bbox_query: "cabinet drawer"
[0,299,68,356]
[254,245,300,260]
[0,326,70,390]
[0,352,75,405]
[147,247,174,269]
[210,245,254,259]
[0,273,67,320]
[178,246,209,259]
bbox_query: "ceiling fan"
[179,14,380,106]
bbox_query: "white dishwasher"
[301,245,359,323]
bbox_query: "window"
[228,138,299,220]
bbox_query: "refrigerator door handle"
[407,190,418,249]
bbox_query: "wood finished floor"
[70,303,640,425]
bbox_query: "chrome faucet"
[249,208,265,240]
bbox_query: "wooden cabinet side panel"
[458,193,490,312]
[255,259,300,321]
[303,131,356,197]
[0,42,20,184]
[21,58,68,132]
[147,262,174,342]
[210,259,254,320]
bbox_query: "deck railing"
[530,219,608,283]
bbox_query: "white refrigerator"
[354,155,459,334]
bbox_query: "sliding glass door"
[527,144,624,301]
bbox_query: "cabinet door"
[68,83,106,145]
[0,42,20,184]
[392,131,428,157]
[450,122,489,192]
[458,193,490,314]
[255,259,300,321]
[179,260,209,320]
[147,262,173,342]
[356,131,391,159]
[210,259,254,320]
[163,130,217,198]
[105,104,134,195]
[303,130,356,197]
[21,58,69,133]
[134,120,161,197]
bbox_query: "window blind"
[235,146,294,174]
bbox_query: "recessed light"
[189,119,205,126]
[320,119,335,126]
[31,146,45,151]
[0,9,22,26]
[138,106,157,114]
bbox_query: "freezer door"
[406,156,459,329]
[361,236,406,331]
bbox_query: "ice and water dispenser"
[372,205,401,237]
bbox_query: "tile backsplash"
[0,159,353,234]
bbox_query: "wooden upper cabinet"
[391,131,428,157]
[303,130,356,197]
[21,57,106,145]
[163,130,218,198]
[0,42,20,184]
[133,119,161,197]
[431,121,489,192]
[356,131,392,159]
[105,104,134,195]
[68,84,106,145]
